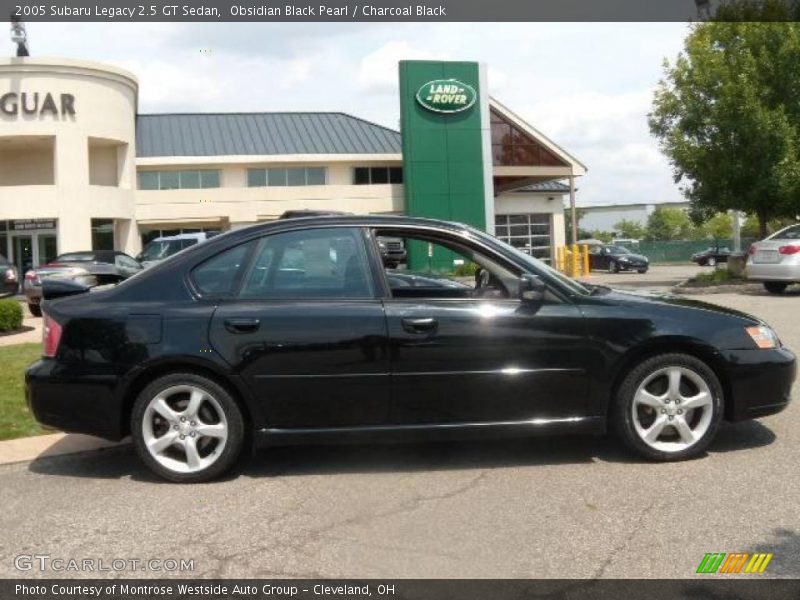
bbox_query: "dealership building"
[0,56,585,273]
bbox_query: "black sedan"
[0,254,19,297]
[691,246,731,267]
[23,250,143,317]
[26,216,795,482]
[589,245,649,273]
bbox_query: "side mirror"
[519,274,546,303]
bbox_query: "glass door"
[12,235,34,278]
[37,234,58,265]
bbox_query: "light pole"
[10,14,29,57]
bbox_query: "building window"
[490,109,566,167]
[353,167,403,185]
[137,170,221,190]
[91,219,115,251]
[495,214,552,262]
[247,167,327,187]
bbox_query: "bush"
[0,300,23,332]
[453,262,479,277]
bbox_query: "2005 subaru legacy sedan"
[26,215,796,482]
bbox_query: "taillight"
[42,313,63,358]
[25,270,39,284]
[4,268,15,282]
[748,245,757,255]
[778,245,800,255]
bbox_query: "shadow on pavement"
[751,528,800,577]
[26,419,777,482]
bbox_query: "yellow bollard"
[557,246,565,273]
[582,244,590,277]
[571,243,580,278]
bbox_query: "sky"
[16,22,690,207]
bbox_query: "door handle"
[224,318,260,334]
[401,317,438,334]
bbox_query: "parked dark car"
[0,254,19,297]
[692,246,731,267]
[589,245,649,273]
[23,250,142,317]
[26,215,795,482]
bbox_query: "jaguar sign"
[0,92,76,118]
[415,79,477,114]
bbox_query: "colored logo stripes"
[697,553,773,574]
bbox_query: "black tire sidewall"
[612,353,723,461]
[131,373,245,483]
[764,282,787,294]
[28,303,42,317]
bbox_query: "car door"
[374,229,591,426]
[206,226,390,429]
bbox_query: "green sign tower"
[399,60,493,270]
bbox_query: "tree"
[648,12,800,238]
[645,207,695,241]
[614,218,647,240]
[702,212,734,240]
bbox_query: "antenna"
[10,13,29,57]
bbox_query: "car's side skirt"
[255,416,606,447]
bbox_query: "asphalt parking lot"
[0,264,798,579]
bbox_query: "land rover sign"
[416,79,477,114]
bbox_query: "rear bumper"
[1,281,17,296]
[746,263,800,282]
[26,359,125,440]
[721,347,796,421]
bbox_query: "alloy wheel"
[631,366,714,453]
[141,385,228,474]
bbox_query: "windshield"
[607,246,630,255]
[463,225,591,296]
[139,240,187,261]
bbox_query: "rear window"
[57,253,95,262]
[773,225,800,240]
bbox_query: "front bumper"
[746,262,800,282]
[618,262,648,271]
[721,347,796,421]
[26,359,125,440]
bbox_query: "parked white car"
[136,232,218,268]
[746,223,800,294]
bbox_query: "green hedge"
[0,300,23,332]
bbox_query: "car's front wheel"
[707,257,717,267]
[764,282,788,294]
[131,373,245,482]
[613,353,723,461]
[610,261,620,273]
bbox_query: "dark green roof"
[136,112,402,158]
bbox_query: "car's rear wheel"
[610,261,620,273]
[764,282,788,294]
[707,257,717,267]
[28,303,41,317]
[613,353,723,461]
[131,373,244,482]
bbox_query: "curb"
[0,433,124,466]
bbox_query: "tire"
[764,282,788,295]
[610,261,620,273]
[637,269,648,274]
[707,257,717,267]
[612,353,723,462]
[28,303,42,317]
[131,373,245,483]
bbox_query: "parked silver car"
[746,223,800,294]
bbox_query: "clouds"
[19,22,689,206]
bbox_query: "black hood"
[601,288,761,325]
[614,252,648,263]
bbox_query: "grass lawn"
[0,343,46,441]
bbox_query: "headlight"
[746,326,780,349]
